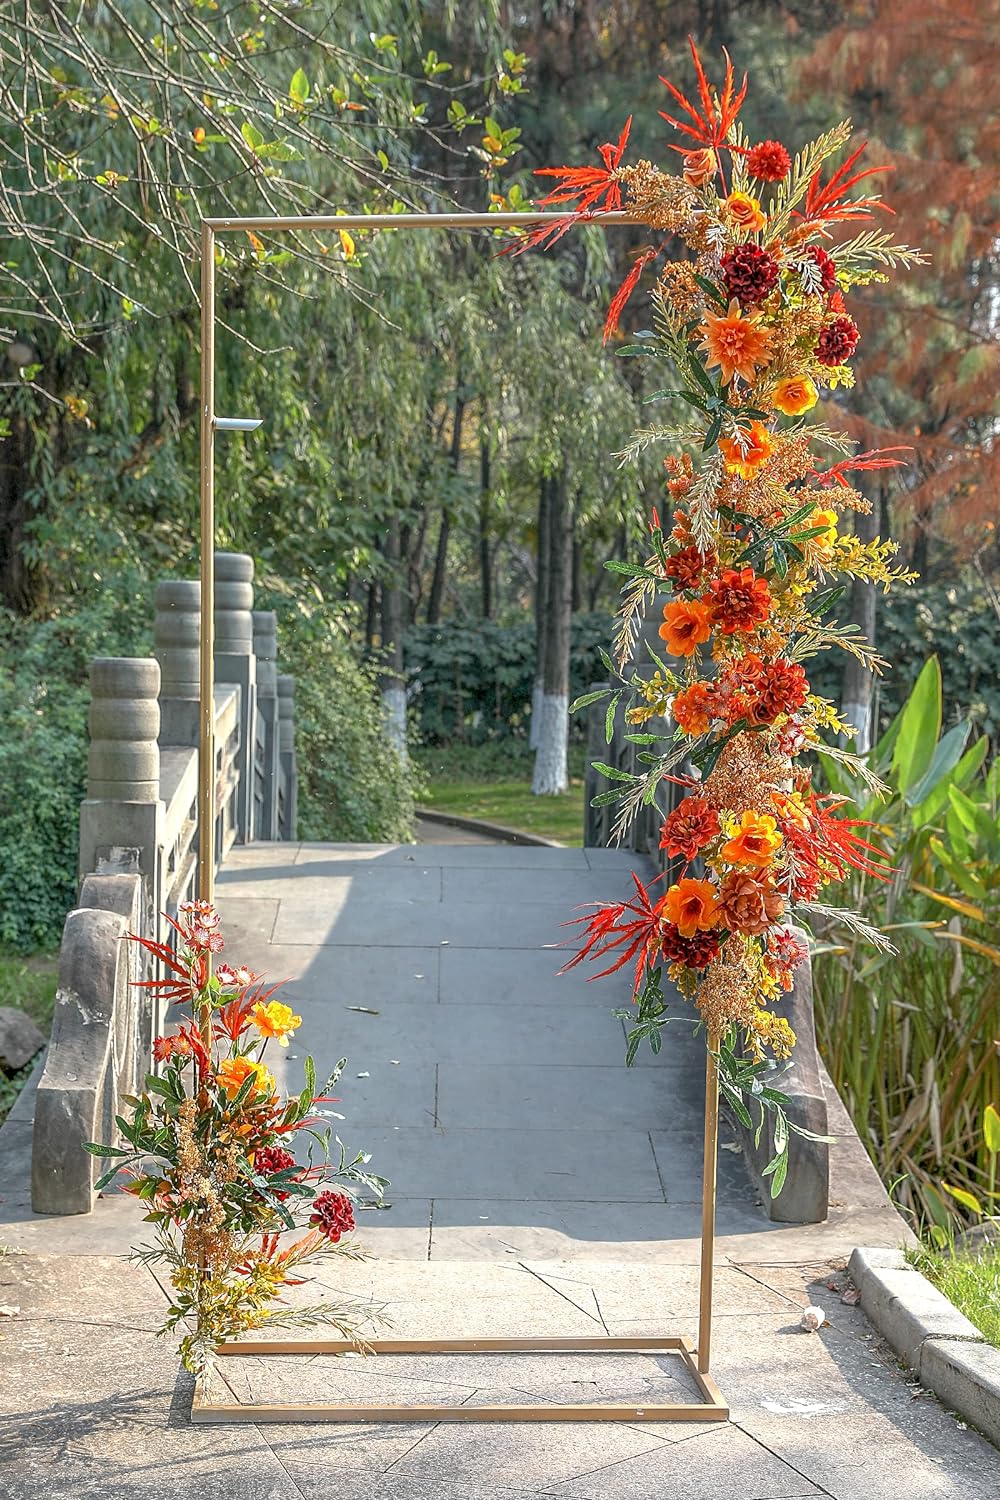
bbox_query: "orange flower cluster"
[533,38,913,1072]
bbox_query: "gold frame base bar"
[191,1334,729,1424]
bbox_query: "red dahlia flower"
[746,140,791,181]
[309,1189,356,1242]
[804,246,838,295]
[720,245,779,306]
[254,1145,298,1201]
[660,923,720,970]
[816,314,860,366]
[748,659,809,724]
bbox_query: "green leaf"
[591,760,634,783]
[569,688,611,714]
[692,272,726,307]
[589,789,621,808]
[240,120,264,151]
[703,412,723,450]
[83,1141,132,1158]
[289,68,309,105]
[943,1183,982,1215]
[905,721,970,809]
[984,1104,1000,1157]
[688,356,719,401]
[605,691,622,744]
[890,656,941,797]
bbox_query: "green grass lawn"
[909,1245,1000,1348]
[414,741,586,846]
[0,950,58,1127]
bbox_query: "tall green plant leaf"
[890,656,941,797]
[904,720,970,808]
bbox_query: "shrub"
[274,610,417,844]
[404,612,613,744]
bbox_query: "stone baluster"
[154,579,201,746]
[277,673,298,841]
[252,610,280,840]
[214,552,257,843]
[78,656,165,919]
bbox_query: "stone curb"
[850,1246,1000,1447]
[416,807,565,848]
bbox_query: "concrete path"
[1,840,998,1498]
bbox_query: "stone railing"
[581,624,830,1225]
[31,552,298,1215]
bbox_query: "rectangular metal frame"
[197,208,727,1424]
[192,1334,728,1423]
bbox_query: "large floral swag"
[521,40,926,1190]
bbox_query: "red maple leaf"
[802,141,893,224]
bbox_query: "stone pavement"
[1,840,999,1498]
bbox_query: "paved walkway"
[2,841,999,1498]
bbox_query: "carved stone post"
[253,609,280,840]
[77,656,165,1008]
[214,552,257,843]
[154,578,201,746]
[277,673,298,840]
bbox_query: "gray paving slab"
[265,895,580,949]
[243,942,441,1004]
[435,1062,704,1129]
[218,862,444,903]
[439,945,621,1006]
[294,842,590,869]
[349,1126,665,1202]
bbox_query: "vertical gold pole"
[698,1028,721,1374]
[198,221,216,911]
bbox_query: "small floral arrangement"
[522,40,927,1188]
[86,899,385,1372]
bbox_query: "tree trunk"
[379,513,407,760]
[0,413,45,615]
[479,436,492,619]
[532,463,572,796]
[426,387,466,625]
[840,484,882,754]
[529,472,552,751]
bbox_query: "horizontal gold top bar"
[202,209,634,233]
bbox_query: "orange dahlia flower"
[718,420,775,479]
[725,191,766,233]
[698,300,774,385]
[771,376,818,415]
[707,566,772,634]
[717,870,785,934]
[662,878,721,938]
[659,597,714,657]
[217,1055,275,1100]
[672,680,716,735]
[721,809,784,868]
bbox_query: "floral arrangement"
[522,40,926,1184]
[85,900,385,1372]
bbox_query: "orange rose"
[662,878,722,938]
[721,810,784,868]
[771,376,818,415]
[658,598,714,657]
[683,148,716,187]
[726,191,766,233]
[719,421,775,480]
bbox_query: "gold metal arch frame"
[193,209,728,1426]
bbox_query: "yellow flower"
[720,809,783,868]
[771,376,818,415]
[807,507,838,560]
[725,191,766,233]
[217,1055,275,1100]
[252,999,302,1047]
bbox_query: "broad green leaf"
[942,1183,982,1215]
[912,734,988,826]
[984,1104,1000,1156]
[890,656,941,796]
[289,68,309,104]
[904,720,970,808]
